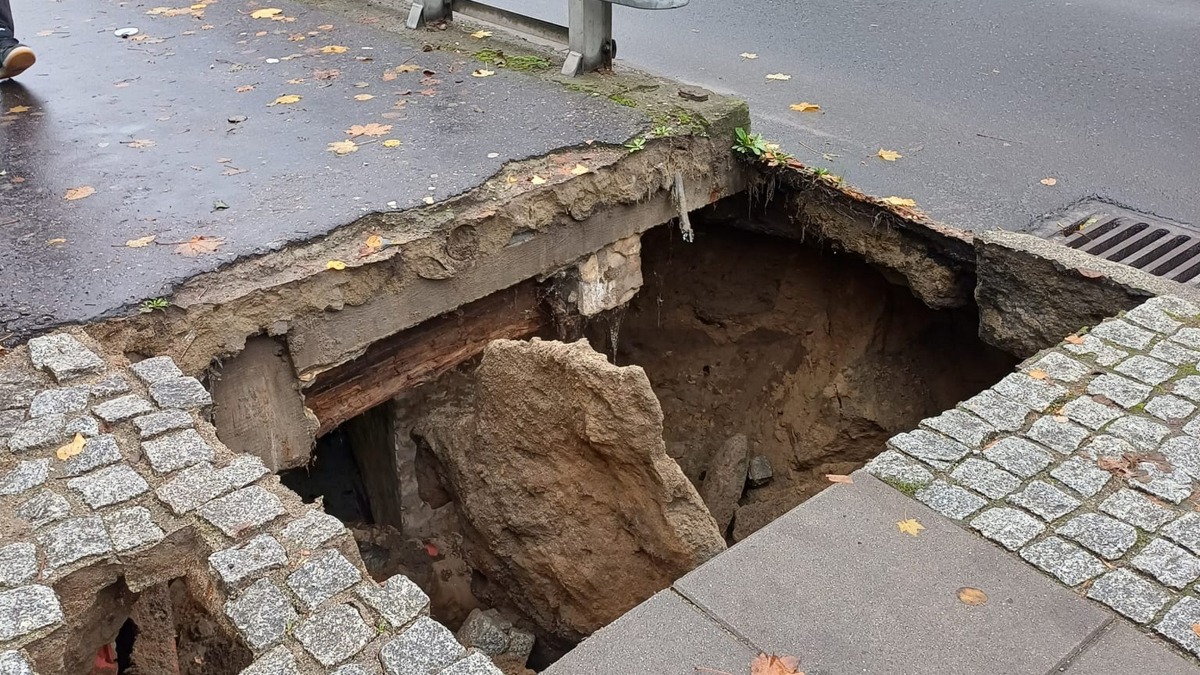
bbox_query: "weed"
[625,137,646,153]
[472,49,551,72]
[733,127,768,157]
[608,93,638,108]
[139,298,169,314]
[812,167,830,177]
[649,125,672,138]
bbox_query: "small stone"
[28,387,89,417]
[294,603,374,667]
[1173,376,1200,403]
[209,534,287,586]
[1146,395,1196,421]
[1150,340,1200,366]
[1006,480,1080,521]
[132,409,193,438]
[982,437,1053,478]
[357,575,430,628]
[0,650,35,675]
[915,481,987,520]
[1050,457,1111,498]
[888,429,970,466]
[92,394,154,423]
[1155,596,1200,657]
[1081,434,1137,461]
[1087,373,1152,408]
[1131,538,1200,589]
[89,375,130,398]
[59,434,123,477]
[949,458,1021,499]
[864,449,934,488]
[0,585,63,641]
[16,490,71,529]
[379,616,465,675]
[1132,462,1194,504]
[746,455,772,487]
[991,373,1068,412]
[920,409,994,447]
[439,652,504,675]
[969,507,1045,550]
[1024,417,1089,455]
[1086,569,1169,624]
[8,414,66,453]
[1026,352,1092,382]
[220,455,269,488]
[38,516,111,570]
[129,356,183,384]
[1124,301,1184,333]
[103,507,165,552]
[458,608,510,654]
[156,462,234,514]
[27,333,105,382]
[1020,536,1106,586]
[677,85,710,101]
[1057,512,1137,559]
[224,578,297,651]
[961,390,1031,432]
[286,549,362,610]
[1101,488,1176,532]
[1116,356,1178,386]
[64,415,101,437]
[1089,319,1156,350]
[197,486,285,537]
[141,429,215,474]
[148,377,213,409]
[1064,335,1129,367]
[1062,397,1122,430]
[0,459,49,496]
[280,509,346,549]
[0,543,37,588]
[67,464,149,508]
[241,646,300,675]
[1107,415,1169,451]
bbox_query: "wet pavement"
[0,0,645,337]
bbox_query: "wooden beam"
[304,281,547,436]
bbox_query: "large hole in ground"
[273,218,1017,672]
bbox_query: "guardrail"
[406,0,688,76]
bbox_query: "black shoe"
[0,44,36,79]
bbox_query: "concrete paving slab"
[544,590,755,675]
[674,472,1111,674]
[0,0,645,336]
[1062,622,1198,675]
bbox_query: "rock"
[458,608,511,655]
[747,455,773,487]
[699,435,748,534]
[418,339,725,640]
[677,85,711,102]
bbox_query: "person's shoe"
[0,45,36,80]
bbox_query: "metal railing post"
[406,0,451,29]
[561,0,613,76]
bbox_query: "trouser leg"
[0,0,16,47]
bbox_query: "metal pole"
[406,0,451,29]
[562,0,613,76]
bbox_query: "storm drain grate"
[1035,202,1200,285]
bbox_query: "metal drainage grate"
[1035,203,1200,285]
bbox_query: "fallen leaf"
[826,474,853,484]
[326,260,347,270]
[8,105,30,114]
[897,518,925,536]
[419,88,436,97]
[235,84,255,93]
[739,52,758,59]
[470,30,492,38]
[353,93,375,101]
[268,94,302,106]
[395,63,420,73]
[222,167,247,176]
[126,139,156,149]
[877,148,902,161]
[766,73,792,81]
[46,238,66,245]
[1065,335,1085,345]
[1028,369,1048,380]
[286,78,305,85]
[1191,623,1200,639]
[125,235,157,248]
[314,68,340,80]
[365,234,383,251]
[789,102,820,112]
[1078,268,1105,279]
[55,433,86,461]
[1040,177,1057,186]
[1052,415,1070,423]
[320,45,349,54]
[570,164,589,176]
[530,175,546,185]
[175,235,225,256]
[327,140,358,155]
[382,71,397,81]
[64,186,96,201]
[382,139,401,148]
[250,7,282,18]
[750,653,803,675]
[346,123,392,137]
[317,24,334,30]
[471,69,494,78]
[287,33,305,41]
[881,196,917,208]
[957,587,988,606]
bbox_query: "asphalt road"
[492,0,1200,232]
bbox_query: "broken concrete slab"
[1061,621,1196,674]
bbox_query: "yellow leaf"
[1028,369,1049,380]
[570,164,589,176]
[325,260,347,270]
[353,93,375,101]
[957,587,989,606]
[320,45,349,54]
[1040,177,1057,186]
[46,238,66,245]
[8,105,30,114]
[345,123,392,137]
[470,30,492,38]
[530,175,546,185]
[789,102,820,112]
[55,433,87,460]
[250,7,281,18]
[126,139,156,149]
[327,140,358,155]
[739,52,758,59]
[750,653,802,675]
[826,474,854,484]
[125,235,157,248]
[365,234,383,250]
[269,94,302,106]
[395,64,420,73]
[382,71,397,81]
[175,235,224,256]
[897,518,925,536]
[881,196,917,208]
[1191,623,1200,639]
[472,69,495,78]
[1064,335,1085,345]
[382,139,401,148]
[65,185,96,201]
[877,148,902,161]
[765,73,791,81]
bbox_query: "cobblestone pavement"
[868,295,1200,661]
[0,332,501,674]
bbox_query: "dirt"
[170,579,253,675]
